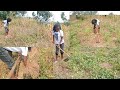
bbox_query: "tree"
[16,11,27,16]
[72,11,97,15]
[61,12,67,21]
[32,12,36,17]
[36,11,52,21]
[9,11,17,17]
[71,11,97,20]
[109,12,114,15]
[0,11,27,20]
[61,12,70,26]
[87,11,97,15]
[32,12,38,20]
[0,11,10,20]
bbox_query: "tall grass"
[1,16,120,79]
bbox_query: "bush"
[0,12,7,20]
[76,15,86,20]
[64,21,70,26]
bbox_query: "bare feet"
[61,54,63,60]
[10,76,18,79]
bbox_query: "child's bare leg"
[56,55,58,61]
[96,33,100,43]
[60,43,64,60]
[94,27,100,43]
[55,44,59,61]
[5,27,9,36]
[61,54,63,60]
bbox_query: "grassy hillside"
[1,15,120,79]
[53,15,120,79]
[0,17,43,46]
[0,17,69,79]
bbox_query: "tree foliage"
[72,11,97,15]
[61,12,67,21]
[37,11,52,21]
[0,11,27,20]
[61,12,70,26]
[109,12,114,15]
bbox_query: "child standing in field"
[91,18,100,43]
[52,24,64,61]
[2,18,12,36]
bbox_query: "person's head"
[28,47,32,52]
[7,18,12,22]
[55,25,60,32]
[53,23,61,32]
[91,19,97,25]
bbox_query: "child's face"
[55,26,60,32]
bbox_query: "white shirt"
[96,19,100,25]
[52,30,64,44]
[3,20,8,27]
[3,47,28,56]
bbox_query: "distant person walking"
[91,18,100,43]
[2,18,12,37]
[52,23,64,61]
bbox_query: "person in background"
[2,18,12,36]
[91,18,100,43]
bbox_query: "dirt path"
[53,60,72,79]
[89,34,106,47]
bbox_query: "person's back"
[3,47,28,56]
[96,19,100,26]
[3,20,8,27]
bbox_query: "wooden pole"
[7,55,21,79]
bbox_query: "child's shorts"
[4,27,9,33]
[55,43,64,55]
[94,25,100,29]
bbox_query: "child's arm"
[60,36,63,44]
[52,30,55,44]
[53,35,54,44]
[60,30,64,44]
[21,47,28,67]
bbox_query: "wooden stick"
[56,45,70,57]
[7,56,21,79]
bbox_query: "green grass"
[68,46,118,79]
[62,16,120,79]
